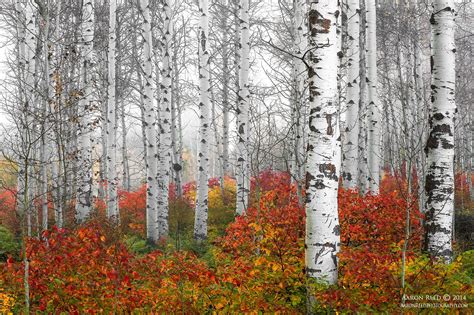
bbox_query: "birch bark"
[366,0,381,193]
[138,0,158,241]
[424,0,456,263]
[305,0,341,284]
[194,0,211,241]
[75,0,95,222]
[157,0,173,239]
[106,0,119,222]
[342,0,360,189]
[235,0,250,216]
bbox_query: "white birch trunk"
[15,0,27,220]
[75,0,95,222]
[305,0,341,284]
[194,0,211,241]
[139,0,158,241]
[25,0,37,237]
[221,0,230,184]
[358,0,369,192]
[157,0,173,239]
[171,37,183,197]
[40,2,52,233]
[342,0,360,189]
[235,0,250,216]
[424,0,456,263]
[106,0,119,222]
[366,0,381,194]
[291,0,306,203]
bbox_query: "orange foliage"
[0,172,472,313]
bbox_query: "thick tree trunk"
[424,0,456,263]
[106,0,119,222]
[235,0,250,216]
[305,0,341,285]
[342,0,360,189]
[194,0,211,241]
[157,0,173,239]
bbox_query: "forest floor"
[0,171,473,313]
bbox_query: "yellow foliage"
[0,291,15,314]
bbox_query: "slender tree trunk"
[366,0,380,194]
[424,0,456,263]
[235,0,250,216]
[194,0,211,241]
[75,0,95,222]
[305,0,341,285]
[358,0,369,192]
[291,0,306,204]
[157,0,173,239]
[171,37,183,197]
[121,100,130,191]
[106,0,119,222]
[138,0,158,241]
[40,0,53,233]
[342,0,360,189]
[220,0,230,193]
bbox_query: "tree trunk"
[424,0,456,263]
[194,0,211,241]
[342,0,360,189]
[366,0,380,194]
[75,0,95,222]
[171,36,183,197]
[358,0,368,192]
[138,0,158,241]
[235,0,250,216]
[106,0,119,222]
[157,0,173,239]
[305,0,341,285]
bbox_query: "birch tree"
[305,0,341,285]
[424,0,456,263]
[138,0,158,241]
[291,0,306,202]
[235,0,250,216]
[157,0,173,239]
[106,0,119,222]
[194,0,211,241]
[342,0,360,189]
[366,0,380,193]
[75,0,95,223]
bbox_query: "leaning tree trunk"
[424,0,456,263]
[194,0,211,241]
[157,0,173,239]
[75,0,95,222]
[106,0,119,222]
[235,0,250,216]
[342,0,360,189]
[305,0,341,285]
